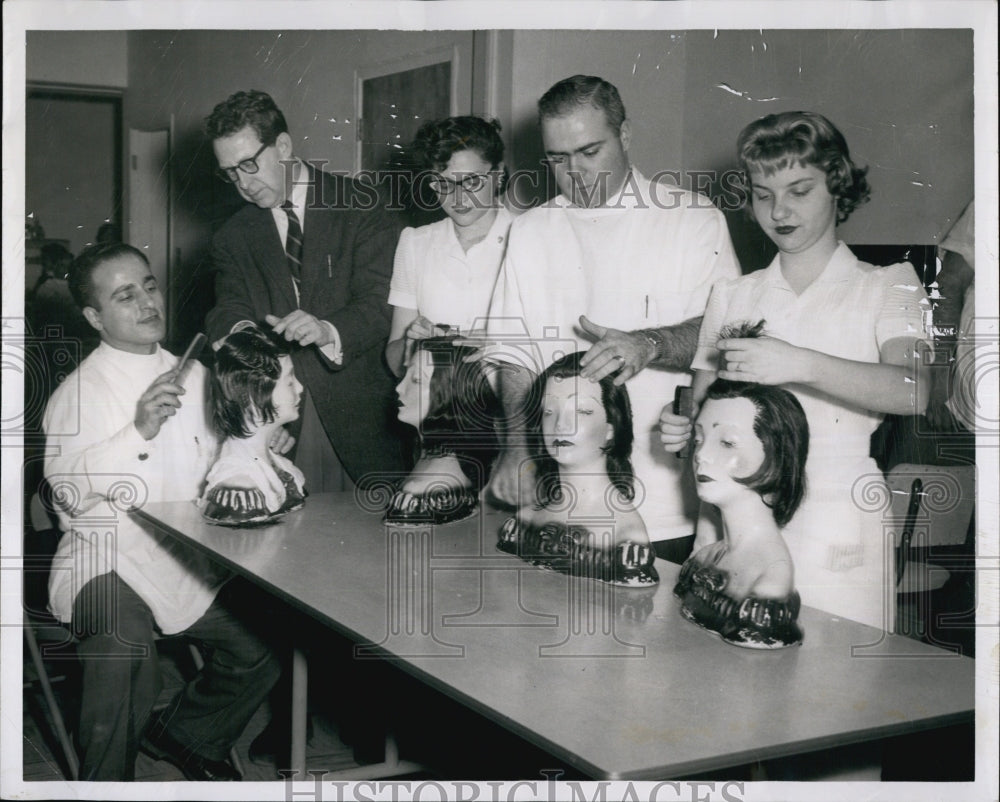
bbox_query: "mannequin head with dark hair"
[673,322,809,647]
[210,326,302,439]
[396,336,501,480]
[529,351,635,506]
[496,351,658,587]
[695,378,808,528]
[691,320,808,526]
[387,336,501,524]
[199,325,307,525]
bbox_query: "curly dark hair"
[410,336,502,488]
[204,89,288,145]
[528,351,635,507]
[410,115,505,173]
[537,75,626,133]
[737,110,871,224]
[210,326,289,439]
[67,242,149,310]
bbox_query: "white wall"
[124,29,475,348]
[680,29,973,246]
[126,30,473,174]
[504,29,973,247]
[26,30,127,87]
[508,31,688,205]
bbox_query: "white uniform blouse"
[389,206,513,334]
[693,242,932,628]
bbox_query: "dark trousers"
[71,572,280,780]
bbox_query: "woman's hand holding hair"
[399,315,448,366]
[716,335,814,385]
[720,333,927,415]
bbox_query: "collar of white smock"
[762,240,856,290]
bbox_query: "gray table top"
[135,492,974,780]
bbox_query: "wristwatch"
[637,328,665,363]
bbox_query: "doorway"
[25,85,123,288]
[356,45,462,227]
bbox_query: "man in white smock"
[486,75,739,560]
[43,243,279,780]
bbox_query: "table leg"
[291,647,308,777]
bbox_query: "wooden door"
[356,46,465,227]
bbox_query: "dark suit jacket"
[206,165,406,484]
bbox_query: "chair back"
[886,464,975,547]
[887,464,975,589]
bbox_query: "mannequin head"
[530,351,634,505]
[396,336,501,486]
[211,326,302,439]
[695,378,808,527]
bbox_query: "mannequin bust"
[674,376,809,648]
[497,351,658,587]
[386,336,501,525]
[199,327,307,526]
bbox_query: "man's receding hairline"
[91,254,155,294]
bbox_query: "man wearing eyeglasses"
[204,90,406,495]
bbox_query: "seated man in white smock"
[42,243,280,781]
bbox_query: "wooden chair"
[887,463,975,595]
[23,490,79,778]
[24,613,79,779]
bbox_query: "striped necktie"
[282,200,303,287]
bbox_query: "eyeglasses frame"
[215,141,271,184]
[427,171,495,195]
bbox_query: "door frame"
[127,124,173,339]
[353,44,461,175]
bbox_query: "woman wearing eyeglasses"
[385,116,513,377]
